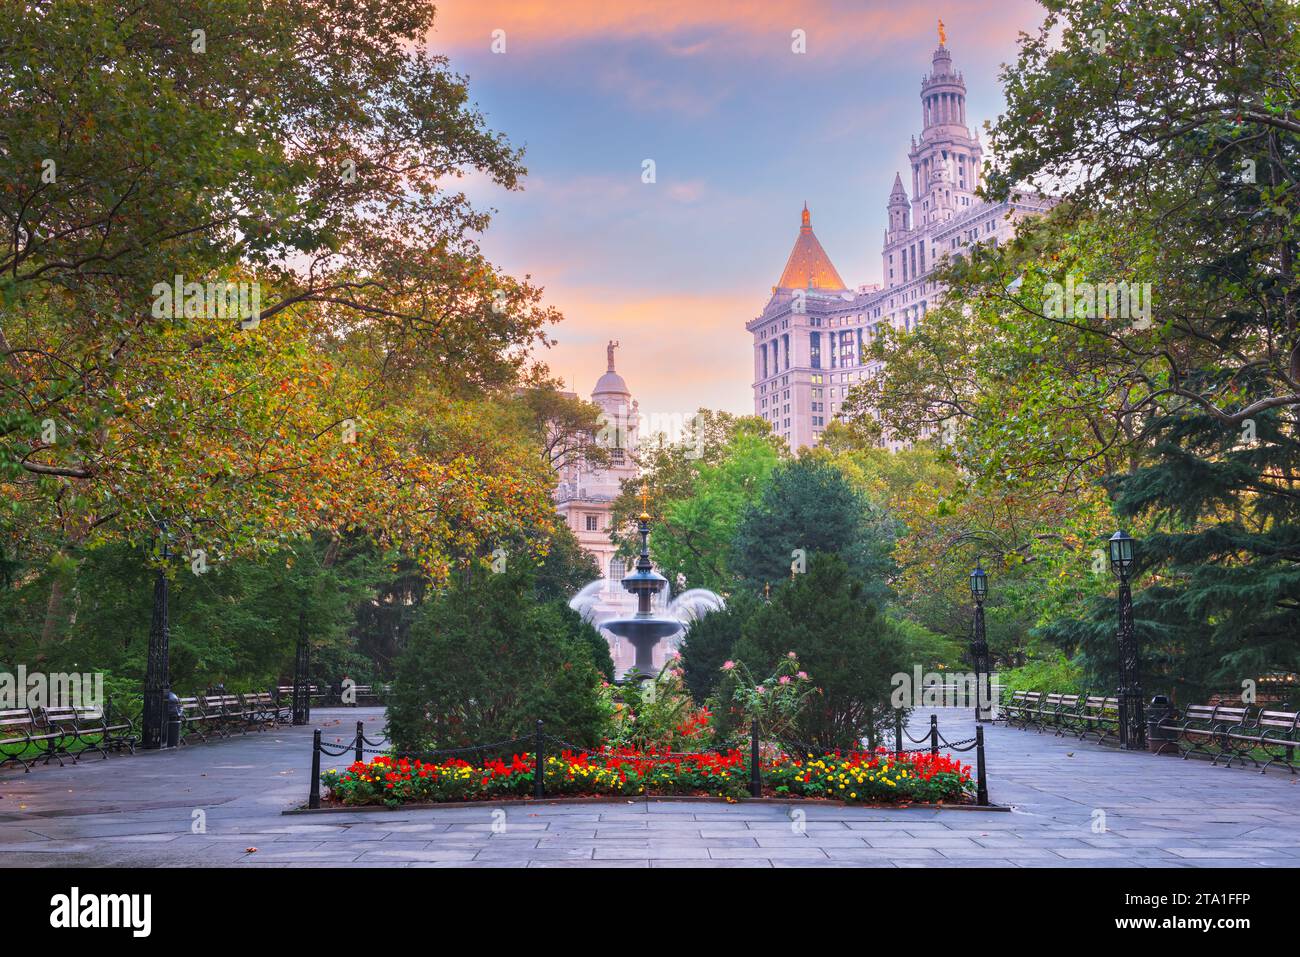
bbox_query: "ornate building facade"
[748,38,1054,449]
[553,341,640,583]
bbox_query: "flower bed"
[320,747,973,807]
[765,749,973,805]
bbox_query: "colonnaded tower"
[747,29,1054,450]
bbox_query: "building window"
[585,515,598,532]
[609,557,625,580]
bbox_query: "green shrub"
[996,655,1086,696]
[386,565,609,753]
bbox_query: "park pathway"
[1,707,1298,867]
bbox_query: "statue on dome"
[607,339,619,371]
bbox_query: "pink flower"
[722,660,735,671]
[797,671,808,680]
[756,686,766,694]
[779,676,790,685]
[787,651,797,659]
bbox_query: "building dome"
[593,369,629,397]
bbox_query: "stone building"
[748,38,1054,449]
[553,340,640,584]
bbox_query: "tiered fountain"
[570,506,723,680]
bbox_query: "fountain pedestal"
[600,511,678,681]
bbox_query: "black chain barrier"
[308,713,992,808]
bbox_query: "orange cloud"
[533,287,756,416]
[431,1,1022,58]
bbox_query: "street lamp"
[1108,531,1144,750]
[968,560,992,723]
[141,521,173,749]
[292,607,312,726]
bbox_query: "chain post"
[309,729,322,809]
[975,725,990,806]
[534,719,545,799]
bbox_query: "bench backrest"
[0,708,36,732]
[38,705,105,723]
[178,697,203,712]
[36,706,79,725]
[1060,694,1081,708]
[1183,704,1219,722]
[1007,690,1028,705]
[1212,705,1250,725]
[1083,695,1112,711]
[1044,693,1065,707]
[202,695,242,709]
[1024,691,1042,705]
[1257,710,1298,732]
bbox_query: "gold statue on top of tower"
[938,18,946,46]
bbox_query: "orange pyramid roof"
[776,204,847,291]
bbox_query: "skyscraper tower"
[746,28,1054,450]
[910,37,984,225]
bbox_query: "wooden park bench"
[178,695,223,743]
[1043,693,1082,736]
[1073,695,1120,745]
[275,684,322,711]
[0,708,68,771]
[238,691,282,728]
[1243,709,1300,774]
[1001,690,1043,729]
[199,693,261,736]
[37,703,136,761]
[1167,703,1234,763]
[1034,693,1067,733]
[1161,703,1290,770]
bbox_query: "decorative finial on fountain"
[639,481,650,522]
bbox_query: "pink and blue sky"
[432,0,1046,415]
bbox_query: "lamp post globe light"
[1108,531,1145,750]
[969,560,992,723]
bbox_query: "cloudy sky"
[431,0,1046,416]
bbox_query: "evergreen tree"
[731,555,908,750]
[678,590,761,703]
[730,457,894,602]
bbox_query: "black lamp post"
[969,560,992,723]
[1108,530,1145,750]
[292,606,311,726]
[141,521,172,750]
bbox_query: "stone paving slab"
[2,706,1299,868]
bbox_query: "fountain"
[569,507,724,680]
